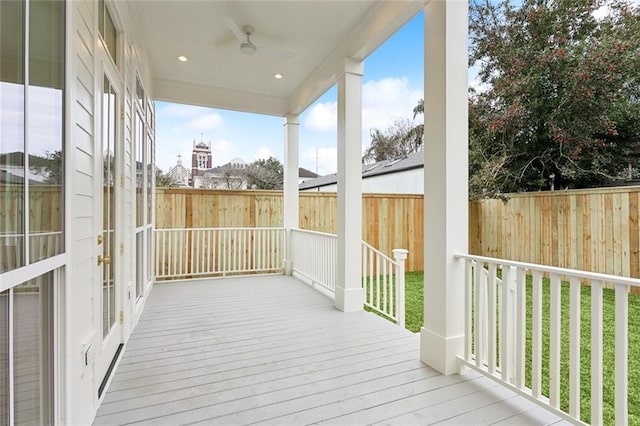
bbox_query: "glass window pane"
[135,113,144,228]
[0,290,8,426]
[28,0,65,263]
[135,77,144,111]
[102,77,116,338]
[98,0,105,39]
[136,231,143,298]
[146,134,152,225]
[0,0,26,273]
[104,6,117,65]
[13,273,53,426]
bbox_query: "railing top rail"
[455,252,640,288]
[290,228,337,239]
[155,227,285,232]
[1,231,63,237]
[362,241,398,266]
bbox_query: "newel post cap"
[392,248,409,260]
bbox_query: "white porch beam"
[335,59,364,312]
[283,114,300,275]
[421,0,469,375]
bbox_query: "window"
[0,272,55,425]
[98,0,117,65]
[0,0,65,273]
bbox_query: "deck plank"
[94,275,562,426]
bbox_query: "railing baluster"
[531,270,543,398]
[515,267,526,389]
[465,259,473,362]
[591,280,603,425]
[549,273,561,408]
[474,261,483,368]
[615,282,628,425]
[569,276,581,419]
[500,264,509,382]
[487,262,497,375]
[382,259,388,314]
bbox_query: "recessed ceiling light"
[274,73,283,79]
[178,56,188,62]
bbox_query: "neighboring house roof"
[298,167,319,179]
[299,150,424,190]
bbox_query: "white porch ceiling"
[131,1,425,116]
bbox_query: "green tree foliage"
[244,157,284,190]
[363,118,423,164]
[155,168,180,187]
[470,0,640,196]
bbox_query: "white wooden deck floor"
[94,275,567,426]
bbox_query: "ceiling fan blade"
[224,16,244,42]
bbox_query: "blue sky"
[155,11,425,176]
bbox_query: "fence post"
[393,248,409,329]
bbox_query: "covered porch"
[94,275,566,425]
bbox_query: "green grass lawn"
[400,271,640,424]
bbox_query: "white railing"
[1,231,62,274]
[290,228,407,327]
[456,253,639,425]
[155,227,285,280]
[290,229,337,293]
[362,243,407,327]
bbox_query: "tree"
[244,157,283,190]
[155,168,180,187]
[363,117,423,164]
[469,0,640,196]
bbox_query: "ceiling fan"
[224,16,295,59]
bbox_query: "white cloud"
[186,113,224,131]
[302,77,422,139]
[301,146,337,175]
[304,101,337,132]
[362,77,423,135]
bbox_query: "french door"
[95,67,123,396]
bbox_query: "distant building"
[200,158,249,189]
[298,167,319,184]
[190,139,212,187]
[299,151,424,194]
[168,155,191,186]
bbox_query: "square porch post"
[421,0,469,375]
[283,114,299,275]
[335,59,364,312]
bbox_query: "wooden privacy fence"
[156,186,640,283]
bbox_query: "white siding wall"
[302,168,424,194]
[68,1,153,423]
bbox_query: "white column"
[283,114,299,275]
[421,0,469,375]
[335,59,364,312]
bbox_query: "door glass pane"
[102,76,116,338]
[135,112,143,227]
[28,0,64,263]
[0,290,8,426]
[146,133,152,225]
[146,229,152,284]
[104,6,117,65]
[0,0,25,273]
[136,231,143,298]
[13,273,53,426]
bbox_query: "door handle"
[97,255,111,265]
